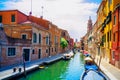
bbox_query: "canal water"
[18,52,85,80]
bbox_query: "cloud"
[0,0,100,41]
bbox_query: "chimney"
[29,11,32,16]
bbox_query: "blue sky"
[0,0,101,40]
[84,0,101,3]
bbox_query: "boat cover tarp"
[85,64,98,70]
[83,70,105,80]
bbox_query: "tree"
[60,37,68,49]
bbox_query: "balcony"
[7,36,31,44]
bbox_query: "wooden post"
[23,53,26,77]
[98,56,102,69]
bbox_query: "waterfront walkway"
[95,58,120,80]
[0,54,63,80]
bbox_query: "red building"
[69,38,74,50]
[111,4,120,68]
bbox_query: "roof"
[28,16,49,29]
[0,9,28,17]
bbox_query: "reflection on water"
[18,52,84,80]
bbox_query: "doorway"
[38,49,41,59]
[23,49,30,61]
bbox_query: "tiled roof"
[28,16,49,29]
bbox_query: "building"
[87,16,93,33]
[0,10,70,67]
[61,29,71,51]
[48,22,61,55]
[111,3,120,68]
[69,38,74,50]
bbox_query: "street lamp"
[23,52,26,77]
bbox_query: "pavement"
[95,58,120,80]
[0,53,63,80]
[1,51,120,80]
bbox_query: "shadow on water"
[18,52,84,80]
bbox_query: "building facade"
[0,10,70,67]
[111,3,120,68]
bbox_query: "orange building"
[48,23,62,55]
[0,9,70,67]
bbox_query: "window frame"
[0,15,2,23]
[33,33,37,43]
[11,14,16,22]
[21,34,27,39]
[7,47,16,57]
[39,33,42,44]
[113,15,116,25]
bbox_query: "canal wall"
[0,54,63,80]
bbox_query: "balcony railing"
[7,36,31,44]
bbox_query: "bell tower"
[87,16,93,32]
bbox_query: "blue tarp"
[85,64,98,70]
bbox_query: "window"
[0,15,2,23]
[119,10,120,21]
[46,35,49,45]
[112,51,115,59]
[22,34,27,39]
[39,33,41,44]
[110,30,111,41]
[52,48,53,52]
[104,34,106,43]
[113,33,115,41]
[33,33,37,43]
[46,49,48,53]
[114,15,116,25]
[32,49,35,54]
[11,14,15,22]
[119,30,120,41]
[8,47,16,56]
[108,0,112,8]
[107,32,109,42]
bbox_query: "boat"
[80,57,110,80]
[63,53,71,60]
[63,52,74,60]
[84,57,98,71]
[80,69,110,80]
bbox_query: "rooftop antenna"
[41,6,44,18]
[29,0,32,15]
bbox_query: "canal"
[18,52,85,80]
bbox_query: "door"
[49,47,50,56]
[23,49,30,61]
[38,49,41,59]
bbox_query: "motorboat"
[63,52,74,60]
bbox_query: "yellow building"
[100,0,113,63]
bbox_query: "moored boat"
[63,52,74,60]
[80,57,110,80]
[80,69,110,80]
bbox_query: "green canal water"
[18,52,85,80]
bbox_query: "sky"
[0,0,101,41]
